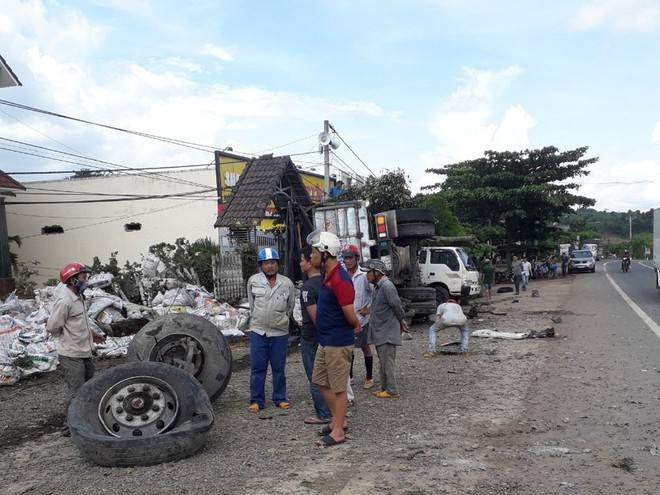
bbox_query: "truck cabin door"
[418,249,429,284]
[428,249,462,293]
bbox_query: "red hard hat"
[341,244,360,257]
[59,262,91,284]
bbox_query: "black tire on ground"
[395,222,435,238]
[408,300,438,316]
[68,361,214,467]
[393,208,435,224]
[396,287,437,303]
[127,313,232,402]
[591,268,596,273]
[434,285,450,305]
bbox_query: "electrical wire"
[7,163,216,174]
[5,187,215,205]
[330,151,365,183]
[0,137,210,189]
[327,123,377,177]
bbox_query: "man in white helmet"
[307,230,361,448]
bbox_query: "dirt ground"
[2,274,646,494]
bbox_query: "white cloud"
[417,65,536,190]
[652,122,660,142]
[578,158,660,211]
[573,0,660,32]
[203,43,233,62]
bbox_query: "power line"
[7,162,215,174]
[5,187,215,205]
[257,133,317,154]
[327,123,377,177]
[330,151,365,183]
[0,136,210,189]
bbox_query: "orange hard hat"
[59,262,91,284]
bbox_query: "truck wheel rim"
[98,376,179,438]
[149,334,205,377]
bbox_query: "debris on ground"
[612,457,636,472]
[0,258,252,385]
[471,327,556,340]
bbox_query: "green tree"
[341,168,415,212]
[413,193,464,236]
[424,146,597,258]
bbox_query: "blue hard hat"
[257,247,279,262]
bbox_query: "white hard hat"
[306,230,341,257]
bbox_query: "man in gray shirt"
[360,259,407,398]
[511,255,523,295]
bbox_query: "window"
[430,250,459,271]
[419,250,428,264]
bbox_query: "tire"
[408,300,438,316]
[397,287,437,303]
[394,208,435,224]
[128,314,232,402]
[68,361,214,467]
[395,222,435,238]
[434,285,450,305]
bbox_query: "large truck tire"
[408,300,438,316]
[127,313,232,402]
[396,287,437,303]
[394,208,435,224]
[68,361,214,467]
[395,222,435,238]
[434,285,450,305]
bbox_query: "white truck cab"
[419,246,481,300]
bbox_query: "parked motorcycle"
[621,257,631,272]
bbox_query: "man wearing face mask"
[47,262,105,434]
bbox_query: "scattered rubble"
[0,255,252,385]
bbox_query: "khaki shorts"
[312,345,353,393]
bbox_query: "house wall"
[8,168,219,283]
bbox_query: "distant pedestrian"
[342,244,375,390]
[247,248,295,413]
[308,230,361,448]
[549,257,558,278]
[299,246,331,425]
[561,253,570,277]
[360,259,407,399]
[511,256,523,295]
[423,298,469,357]
[47,262,105,436]
[481,258,493,301]
[521,257,532,291]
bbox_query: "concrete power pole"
[629,214,632,242]
[323,119,330,197]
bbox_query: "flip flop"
[319,425,348,436]
[317,435,345,448]
[304,416,330,425]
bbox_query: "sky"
[1,0,660,211]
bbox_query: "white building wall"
[8,168,220,283]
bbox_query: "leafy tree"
[341,168,415,212]
[413,193,464,236]
[424,146,597,258]
[71,168,108,179]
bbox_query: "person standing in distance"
[308,230,361,448]
[47,262,105,435]
[247,248,296,413]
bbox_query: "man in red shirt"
[308,230,361,448]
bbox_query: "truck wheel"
[68,361,214,467]
[434,286,450,305]
[128,314,232,402]
[397,287,437,303]
[393,208,435,224]
[408,301,438,316]
[395,222,435,238]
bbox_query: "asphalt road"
[603,259,660,325]
[503,262,660,493]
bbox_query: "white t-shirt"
[436,302,467,326]
[522,261,532,275]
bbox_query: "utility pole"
[323,119,330,197]
[629,213,632,242]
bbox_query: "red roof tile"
[0,170,25,191]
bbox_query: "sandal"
[373,390,400,399]
[248,403,261,413]
[317,434,345,448]
[304,416,330,425]
[319,425,348,436]
[276,401,291,410]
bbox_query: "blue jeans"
[250,332,289,408]
[428,322,469,353]
[300,338,331,420]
